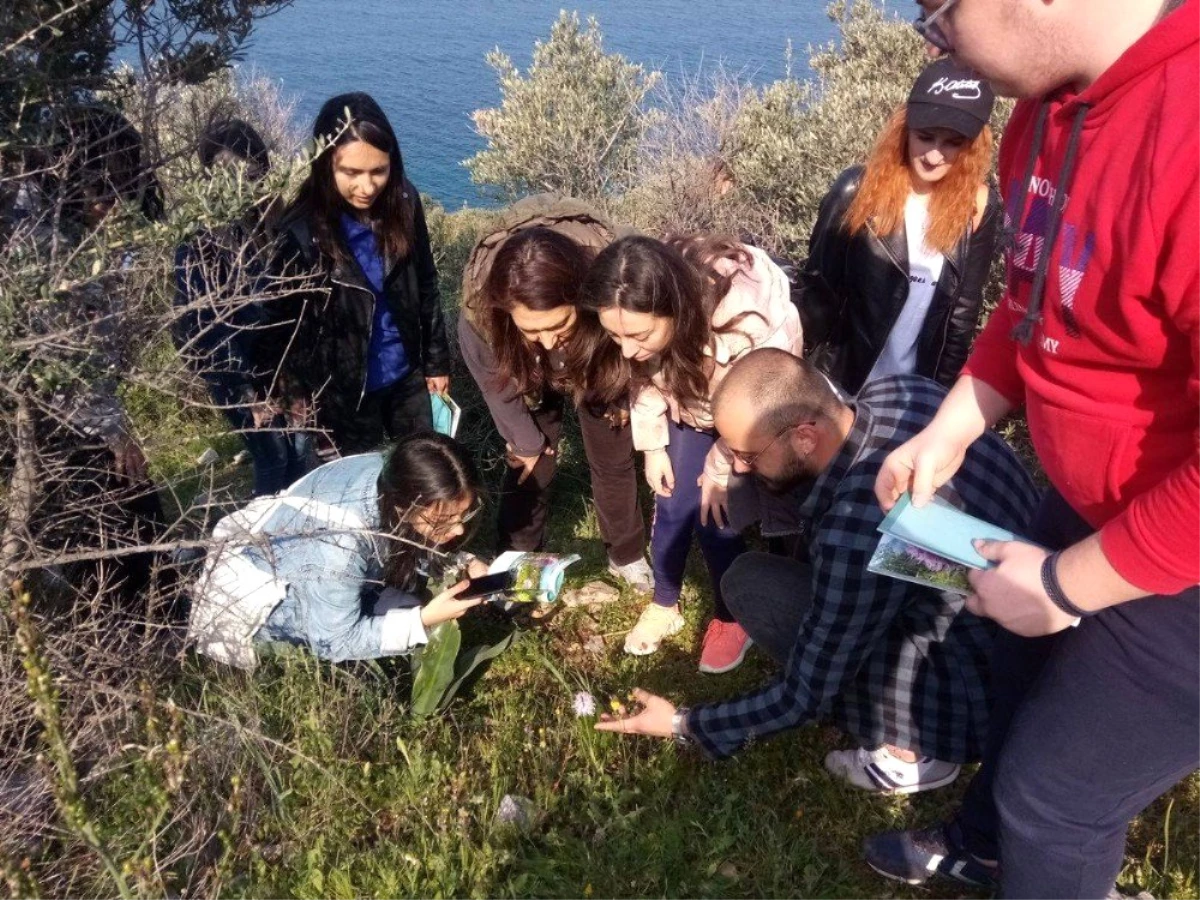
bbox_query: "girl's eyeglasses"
[417,503,481,537]
[914,0,961,53]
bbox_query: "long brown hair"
[845,107,993,255]
[479,227,606,402]
[289,92,416,265]
[580,234,759,412]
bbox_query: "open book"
[867,493,1037,596]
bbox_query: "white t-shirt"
[866,193,946,384]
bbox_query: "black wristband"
[1040,552,1092,619]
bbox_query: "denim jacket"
[189,453,428,668]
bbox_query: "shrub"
[613,66,779,243]
[117,66,305,202]
[722,1,932,255]
[466,11,661,202]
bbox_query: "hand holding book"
[870,493,1042,595]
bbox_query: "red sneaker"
[698,620,752,674]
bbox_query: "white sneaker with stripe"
[824,746,960,795]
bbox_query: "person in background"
[264,92,449,454]
[15,105,170,611]
[799,57,999,396]
[594,350,1039,796]
[459,199,653,592]
[862,0,1199,896]
[189,432,489,667]
[173,118,316,496]
[581,234,802,673]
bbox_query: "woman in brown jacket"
[458,196,651,592]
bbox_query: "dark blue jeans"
[214,385,316,497]
[650,420,745,622]
[955,489,1199,898]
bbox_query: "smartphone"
[459,570,516,600]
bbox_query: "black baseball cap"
[906,58,995,140]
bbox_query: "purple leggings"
[650,420,746,622]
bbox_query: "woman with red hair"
[799,58,1000,396]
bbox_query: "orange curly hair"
[844,106,993,256]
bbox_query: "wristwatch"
[671,707,694,747]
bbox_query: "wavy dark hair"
[289,92,415,264]
[479,227,611,403]
[48,105,164,228]
[580,234,759,413]
[376,433,482,591]
[199,118,270,180]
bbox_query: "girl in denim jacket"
[190,433,488,668]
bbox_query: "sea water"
[239,0,839,207]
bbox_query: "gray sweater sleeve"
[457,310,546,456]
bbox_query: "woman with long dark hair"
[264,92,449,454]
[189,432,489,666]
[799,57,1000,395]
[581,234,802,673]
[458,198,651,592]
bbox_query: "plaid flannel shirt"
[688,375,1040,763]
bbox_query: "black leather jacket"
[260,185,449,410]
[797,165,1001,395]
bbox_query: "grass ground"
[114,395,1197,900]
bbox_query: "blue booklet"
[878,493,1028,569]
[430,393,462,439]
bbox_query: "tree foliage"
[466,11,661,201]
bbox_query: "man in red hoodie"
[863,0,1198,896]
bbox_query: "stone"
[561,580,620,609]
[493,794,535,832]
[582,634,606,656]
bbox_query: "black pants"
[29,434,170,616]
[955,489,1199,898]
[322,370,434,455]
[720,551,812,664]
[496,391,645,566]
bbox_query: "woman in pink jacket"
[581,235,803,673]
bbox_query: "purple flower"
[573,691,596,717]
[906,545,952,572]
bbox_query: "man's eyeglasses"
[728,423,809,469]
[914,0,961,53]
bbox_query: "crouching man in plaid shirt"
[597,349,1039,794]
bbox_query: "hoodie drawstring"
[1000,104,1049,255]
[1011,102,1092,345]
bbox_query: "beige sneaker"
[623,602,685,656]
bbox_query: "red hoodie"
[963,1,1199,595]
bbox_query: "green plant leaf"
[410,621,462,719]
[437,628,520,710]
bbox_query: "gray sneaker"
[608,556,654,593]
[825,746,960,794]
